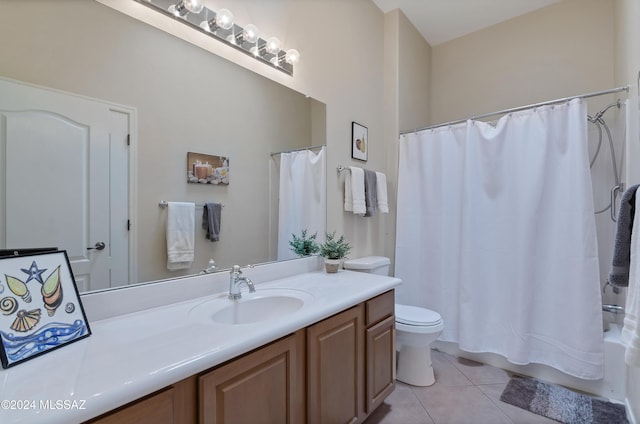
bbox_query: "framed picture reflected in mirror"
[352,122,367,162]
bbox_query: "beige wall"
[430,0,615,125]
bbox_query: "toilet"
[343,256,444,386]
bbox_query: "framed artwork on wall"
[0,251,91,368]
[187,152,229,185]
[352,122,368,161]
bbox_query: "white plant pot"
[324,259,341,273]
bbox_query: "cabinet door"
[87,377,197,424]
[307,305,364,424]
[366,315,395,413]
[199,331,305,424]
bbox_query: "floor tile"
[429,350,473,387]
[410,384,512,424]
[446,355,511,385]
[367,349,585,424]
[364,382,435,424]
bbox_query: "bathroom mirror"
[0,1,326,292]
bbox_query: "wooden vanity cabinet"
[85,290,395,424]
[306,289,396,424]
[364,290,396,414]
[87,376,197,424]
[307,304,365,424]
[198,330,306,424]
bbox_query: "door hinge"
[127,219,131,231]
[127,134,130,146]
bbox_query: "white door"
[0,78,131,292]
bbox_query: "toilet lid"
[395,304,442,326]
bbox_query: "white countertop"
[0,268,400,423]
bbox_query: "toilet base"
[396,345,435,386]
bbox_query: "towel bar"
[158,200,224,209]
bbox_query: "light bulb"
[242,24,259,44]
[285,49,300,65]
[266,37,281,55]
[168,0,203,17]
[183,0,203,14]
[215,8,234,30]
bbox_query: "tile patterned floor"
[364,350,559,424]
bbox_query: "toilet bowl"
[342,256,444,387]
[395,304,444,386]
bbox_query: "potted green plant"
[319,231,352,273]
[289,229,320,257]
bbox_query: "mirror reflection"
[0,0,326,293]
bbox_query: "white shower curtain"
[277,147,326,260]
[395,99,605,379]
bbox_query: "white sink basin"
[190,288,315,325]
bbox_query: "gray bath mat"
[499,376,628,424]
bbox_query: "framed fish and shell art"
[0,251,91,368]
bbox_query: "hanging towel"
[609,184,639,287]
[350,166,366,215]
[622,188,640,367]
[376,171,389,213]
[166,202,195,270]
[363,169,378,217]
[203,202,222,241]
[344,171,354,212]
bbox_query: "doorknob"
[87,242,106,251]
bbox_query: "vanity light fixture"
[135,0,299,76]
[168,0,203,17]
[199,8,233,32]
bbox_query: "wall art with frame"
[351,122,368,161]
[0,250,91,368]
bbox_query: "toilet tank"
[343,256,390,276]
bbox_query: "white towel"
[622,186,640,367]
[344,171,353,212]
[350,166,366,215]
[166,202,195,270]
[376,171,389,213]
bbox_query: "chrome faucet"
[229,265,255,300]
[200,259,217,274]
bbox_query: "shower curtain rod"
[270,144,325,157]
[400,86,629,135]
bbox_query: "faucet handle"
[231,264,253,272]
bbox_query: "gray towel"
[203,203,222,242]
[609,184,639,287]
[363,169,378,217]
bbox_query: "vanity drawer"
[365,290,394,326]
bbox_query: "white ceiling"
[371,0,562,46]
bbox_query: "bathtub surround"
[609,184,639,287]
[500,376,629,424]
[622,190,640,367]
[396,99,605,379]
